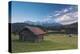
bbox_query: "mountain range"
[10,20,78,34]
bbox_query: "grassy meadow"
[11,33,78,53]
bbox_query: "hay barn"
[19,26,46,42]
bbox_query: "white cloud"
[63,8,69,13]
[43,6,78,25]
[53,8,70,17]
[54,13,60,16]
[69,7,73,10]
[52,6,78,25]
[55,11,78,25]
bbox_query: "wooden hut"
[19,26,46,42]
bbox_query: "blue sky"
[10,1,78,24]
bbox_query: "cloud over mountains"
[44,6,78,25]
[54,6,78,25]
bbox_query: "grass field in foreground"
[11,34,78,53]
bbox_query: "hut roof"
[23,26,46,35]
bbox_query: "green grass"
[11,34,78,53]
